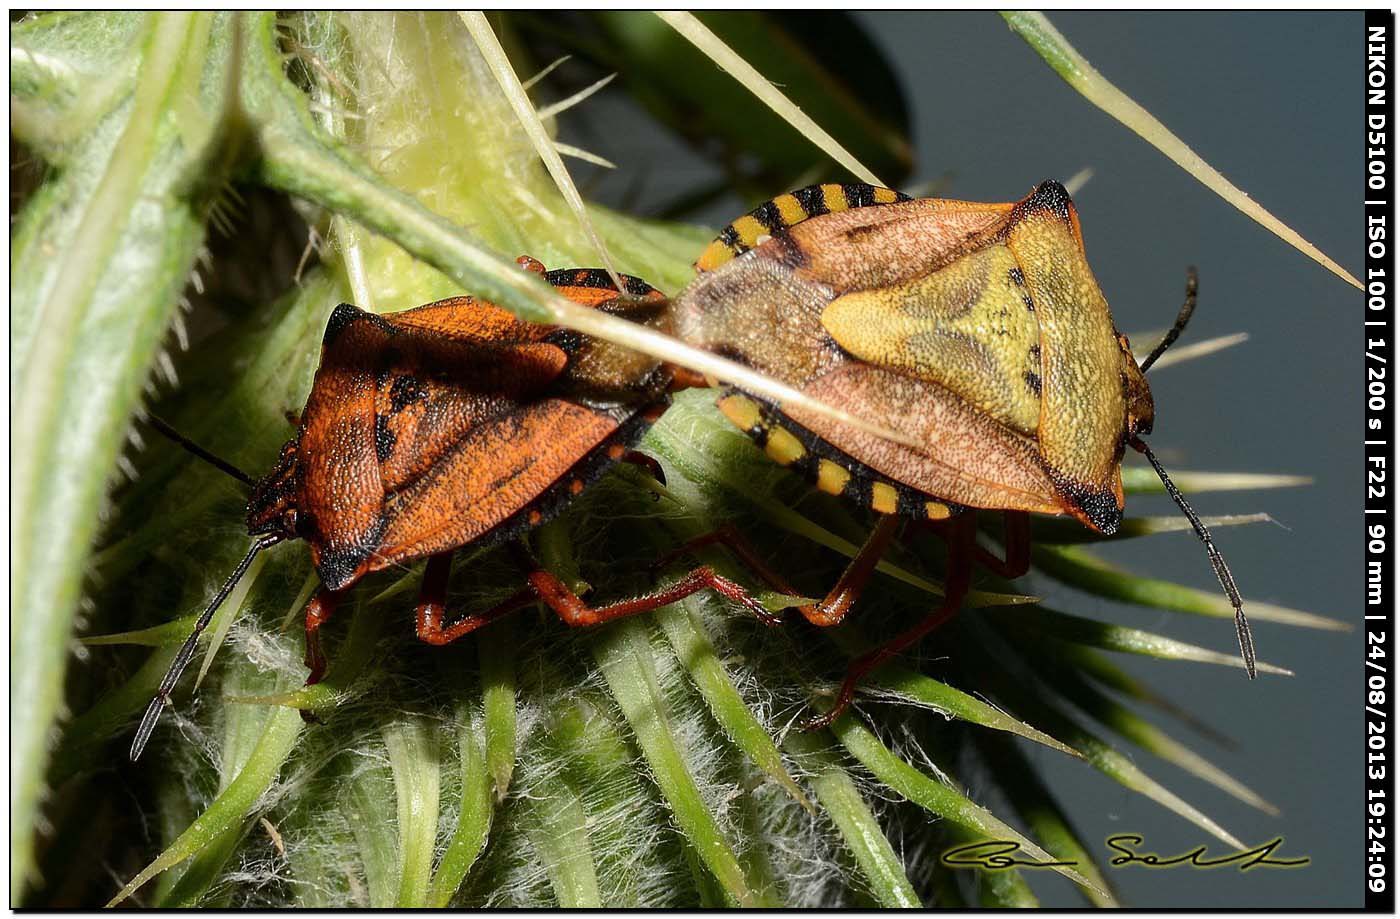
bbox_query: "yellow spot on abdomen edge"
[730,215,768,249]
[717,393,763,432]
[764,425,806,466]
[774,193,808,227]
[694,240,734,272]
[870,481,899,514]
[822,184,850,213]
[816,459,851,495]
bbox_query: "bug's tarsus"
[129,535,282,763]
[1139,266,1199,373]
[621,450,667,488]
[146,414,258,488]
[1130,435,1257,679]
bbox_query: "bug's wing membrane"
[374,399,621,565]
[820,243,1043,436]
[786,363,1063,515]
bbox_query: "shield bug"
[130,258,777,761]
[673,180,1256,726]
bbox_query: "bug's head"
[245,438,302,542]
[1119,267,1257,681]
[1127,265,1200,438]
[1120,331,1156,437]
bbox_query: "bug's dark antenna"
[146,414,257,488]
[129,534,282,762]
[1139,266,1199,373]
[1129,435,1257,679]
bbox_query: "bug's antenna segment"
[1130,435,1257,679]
[129,535,281,762]
[146,414,258,488]
[1139,266,1199,373]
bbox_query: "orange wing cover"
[296,296,630,590]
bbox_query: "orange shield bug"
[130,259,777,761]
[673,180,1256,726]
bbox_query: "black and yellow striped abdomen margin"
[695,183,911,272]
[715,391,964,521]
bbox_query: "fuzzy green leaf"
[829,715,1104,897]
[592,620,769,907]
[1119,466,1311,495]
[107,707,303,907]
[975,732,1117,908]
[384,717,442,907]
[479,621,519,803]
[11,12,242,883]
[525,784,603,907]
[426,710,495,906]
[992,605,1292,675]
[1034,660,1277,815]
[963,634,1245,850]
[1002,10,1360,290]
[1028,512,1272,546]
[654,601,812,810]
[784,733,921,908]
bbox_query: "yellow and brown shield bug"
[673,179,1255,725]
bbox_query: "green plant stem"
[426,714,494,906]
[10,12,238,885]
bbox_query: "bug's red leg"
[667,366,711,391]
[412,551,454,640]
[649,516,903,628]
[516,254,547,275]
[622,450,667,487]
[418,531,783,646]
[415,552,540,646]
[527,565,782,628]
[303,588,341,686]
[972,510,1031,580]
[416,589,539,645]
[802,513,977,731]
[800,515,903,627]
[647,524,800,594]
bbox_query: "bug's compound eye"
[1120,338,1156,437]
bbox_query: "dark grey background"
[575,11,1363,907]
[856,11,1361,909]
